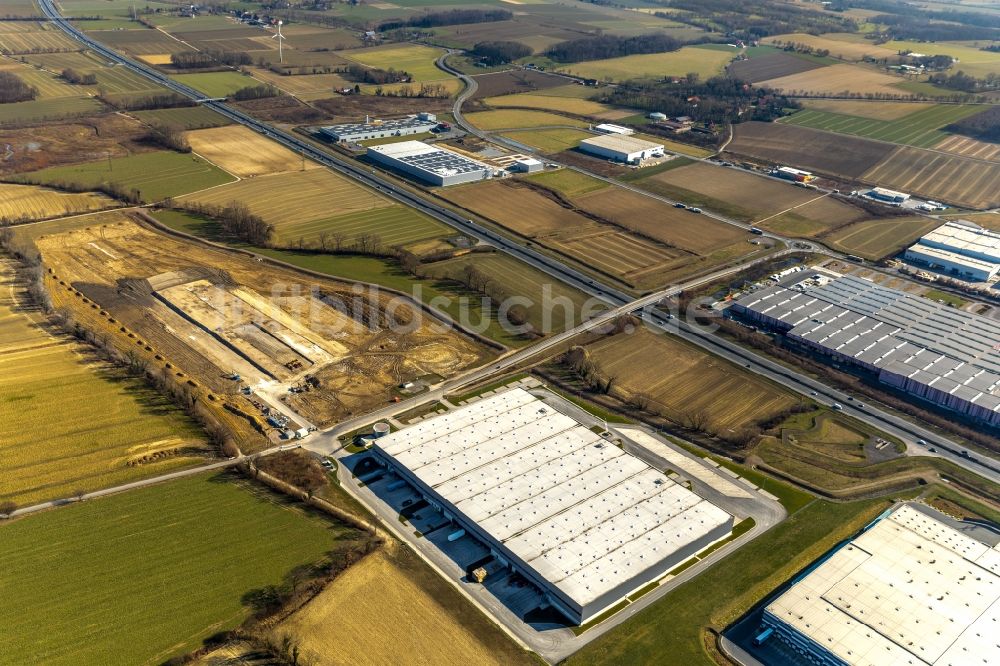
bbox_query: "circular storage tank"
[372,422,391,438]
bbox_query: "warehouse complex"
[371,388,734,625]
[319,113,438,142]
[731,274,1000,426]
[579,134,664,164]
[367,140,493,186]
[904,221,1000,282]
[761,504,1000,666]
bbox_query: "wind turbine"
[272,20,286,64]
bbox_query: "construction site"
[25,213,487,441]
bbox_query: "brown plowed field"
[0,114,152,175]
[727,122,895,178]
[470,69,569,99]
[644,162,866,230]
[760,63,904,96]
[762,33,896,61]
[729,53,824,83]
[184,125,320,177]
[933,135,1000,162]
[587,328,797,430]
[573,184,749,253]
[862,146,1000,209]
[89,29,193,55]
[801,99,934,120]
[439,180,696,289]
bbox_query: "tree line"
[601,76,798,125]
[927,70,999,93]
[343,63,411,85]
[657,0,853,40]
[471,41,532,66]
[97,92,193,111]
[170,49,254,69]
[60,68,97,85]
[167,200,274,246]
[547,33,682,64]
[0,71,37,103]
[231,84,281,100]
[945,105,1000,142]
[379,8,511,31]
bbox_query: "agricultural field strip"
[753,192,834,225]
[862,146,1000,209]
[780,104,987,149]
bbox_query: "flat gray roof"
[374,388,732,609]
[321,116,436,137]
[734,275,1000,416]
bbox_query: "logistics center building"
[731,274,1000,426]
[579,134,664,163]
[367,140,492,186]
[319,114,437,142]
[761,504,1000,666]
[904,221,1000,282]
[371,388,734,624]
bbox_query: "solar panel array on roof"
[367,140,491,185]
[763,505,1000,666]
[373,388,733,623]
[732,275,1000,425]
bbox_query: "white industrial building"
[372,388,734,625]
[761,504,1000,666]
[511,157,543,173]
[580,134,664,164]
[320,113,438,142]
[904,221,1000,281]
[367,140,493,186]
[732,274,1000,426]
[593,123,634,135]
[865,186,910,204]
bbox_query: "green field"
[825,216,942,260]
[0,96,103,124]
[523,168,609,197]
[567,497,891,666]
[131,105,232,130]
[556,45,735,82]
[0,262,206,506]
[500,128,593,153]
[172,70,262,97]
[0,473,353,665]
[781,104,986,148]
[274,205,451,249]
[17,150,235,202]
[341,43,447,82]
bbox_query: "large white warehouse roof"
[764,504,1000,666]
[580,134,664,156]
[373,388,732,618]
[921,221,1000,261]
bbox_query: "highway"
[40,1,1000,486]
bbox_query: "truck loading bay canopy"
[372,388,732,621]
